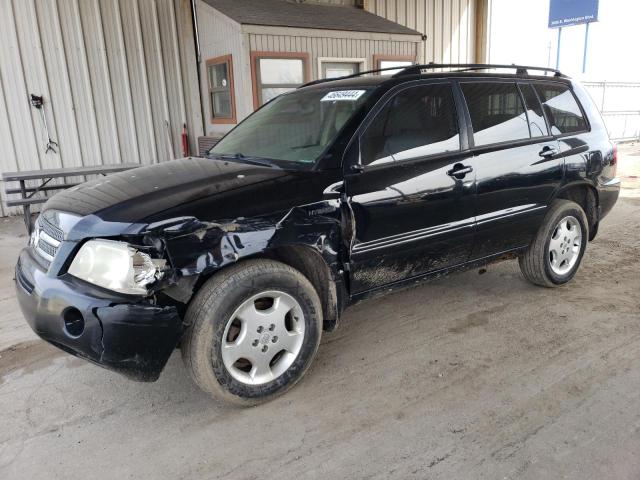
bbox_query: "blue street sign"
[549,0,599,28]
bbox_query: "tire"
[181,259,322,406]
[519,199,589,287]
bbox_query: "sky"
[487,0,640,81]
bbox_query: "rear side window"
[534,83,587,135]
[461,82,530,146]
[360,83,460,166]
[519,84,548,137]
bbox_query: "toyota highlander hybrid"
[15,64,620,405]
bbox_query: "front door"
[345,82,476,294]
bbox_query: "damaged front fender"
[142,200,346,315]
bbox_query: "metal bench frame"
[2,164,139,234]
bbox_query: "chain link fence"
[583,81,640,142]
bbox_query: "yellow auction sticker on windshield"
[321,90,366,102]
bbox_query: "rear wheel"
[181,259,322,406]
[519,200,588,287]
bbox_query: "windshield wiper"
[209,152,276,168]
[291,143,320,149]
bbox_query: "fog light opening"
[62,307,85,338]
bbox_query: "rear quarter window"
[534,83,588,135]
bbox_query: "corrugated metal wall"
[0,0,202,216]
[365,0,477,64]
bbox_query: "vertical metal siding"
[120,0,158,166]
[174,0,203,155]
[79,0,121,166]
[0,0,201,216]
[100,0,140,165]
[366,0,477,64]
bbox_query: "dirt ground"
[1,145,639,480]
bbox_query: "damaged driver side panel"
[141,199,347,327]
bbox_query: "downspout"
[190,0,206,136]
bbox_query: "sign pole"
[582,22,590,74]
[555,27,562,70]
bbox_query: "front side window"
[361,84,460,166]
[461,82,530,146]
[534,83,587,135]
[253,54,308,107]
[207,55,235,123]
[210,87,372,166]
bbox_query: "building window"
[373,55,415,75]
[318,57,366,79]
[206,55,236,124]
[251,52,309,108]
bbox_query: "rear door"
[345,81,476,294]
[458,80,563,259]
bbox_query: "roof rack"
[298,63,565,88]
[397,63,565,77]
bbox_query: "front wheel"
[519,200,588,287]
[181,259,322,406]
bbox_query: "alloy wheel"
[548,215,582,276]
[220,291,305,385]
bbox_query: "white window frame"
[317,57,367,79]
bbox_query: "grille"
[32,216,63,265]
[39,216,64,242]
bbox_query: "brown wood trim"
[250,51,311,110]
[373,54,416,71]
[206,54,237,124]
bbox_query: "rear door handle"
[447,163,473,179]
[539,145,558,158]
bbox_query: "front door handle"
[447,163,473,179]
[539,145,558,158]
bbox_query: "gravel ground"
[1,144,639,480]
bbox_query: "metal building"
[0,0,202,216]
[197,0,422,139]
[0,0,487,216]
[364,0,485,65]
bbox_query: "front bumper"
[15,247,182,381]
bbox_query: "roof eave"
[240,23,422,42]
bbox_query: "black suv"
[15,64,620,405]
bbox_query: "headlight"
[68,239,165,295]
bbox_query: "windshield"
[209,87,372,166]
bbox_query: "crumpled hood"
[42,157,292,223]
